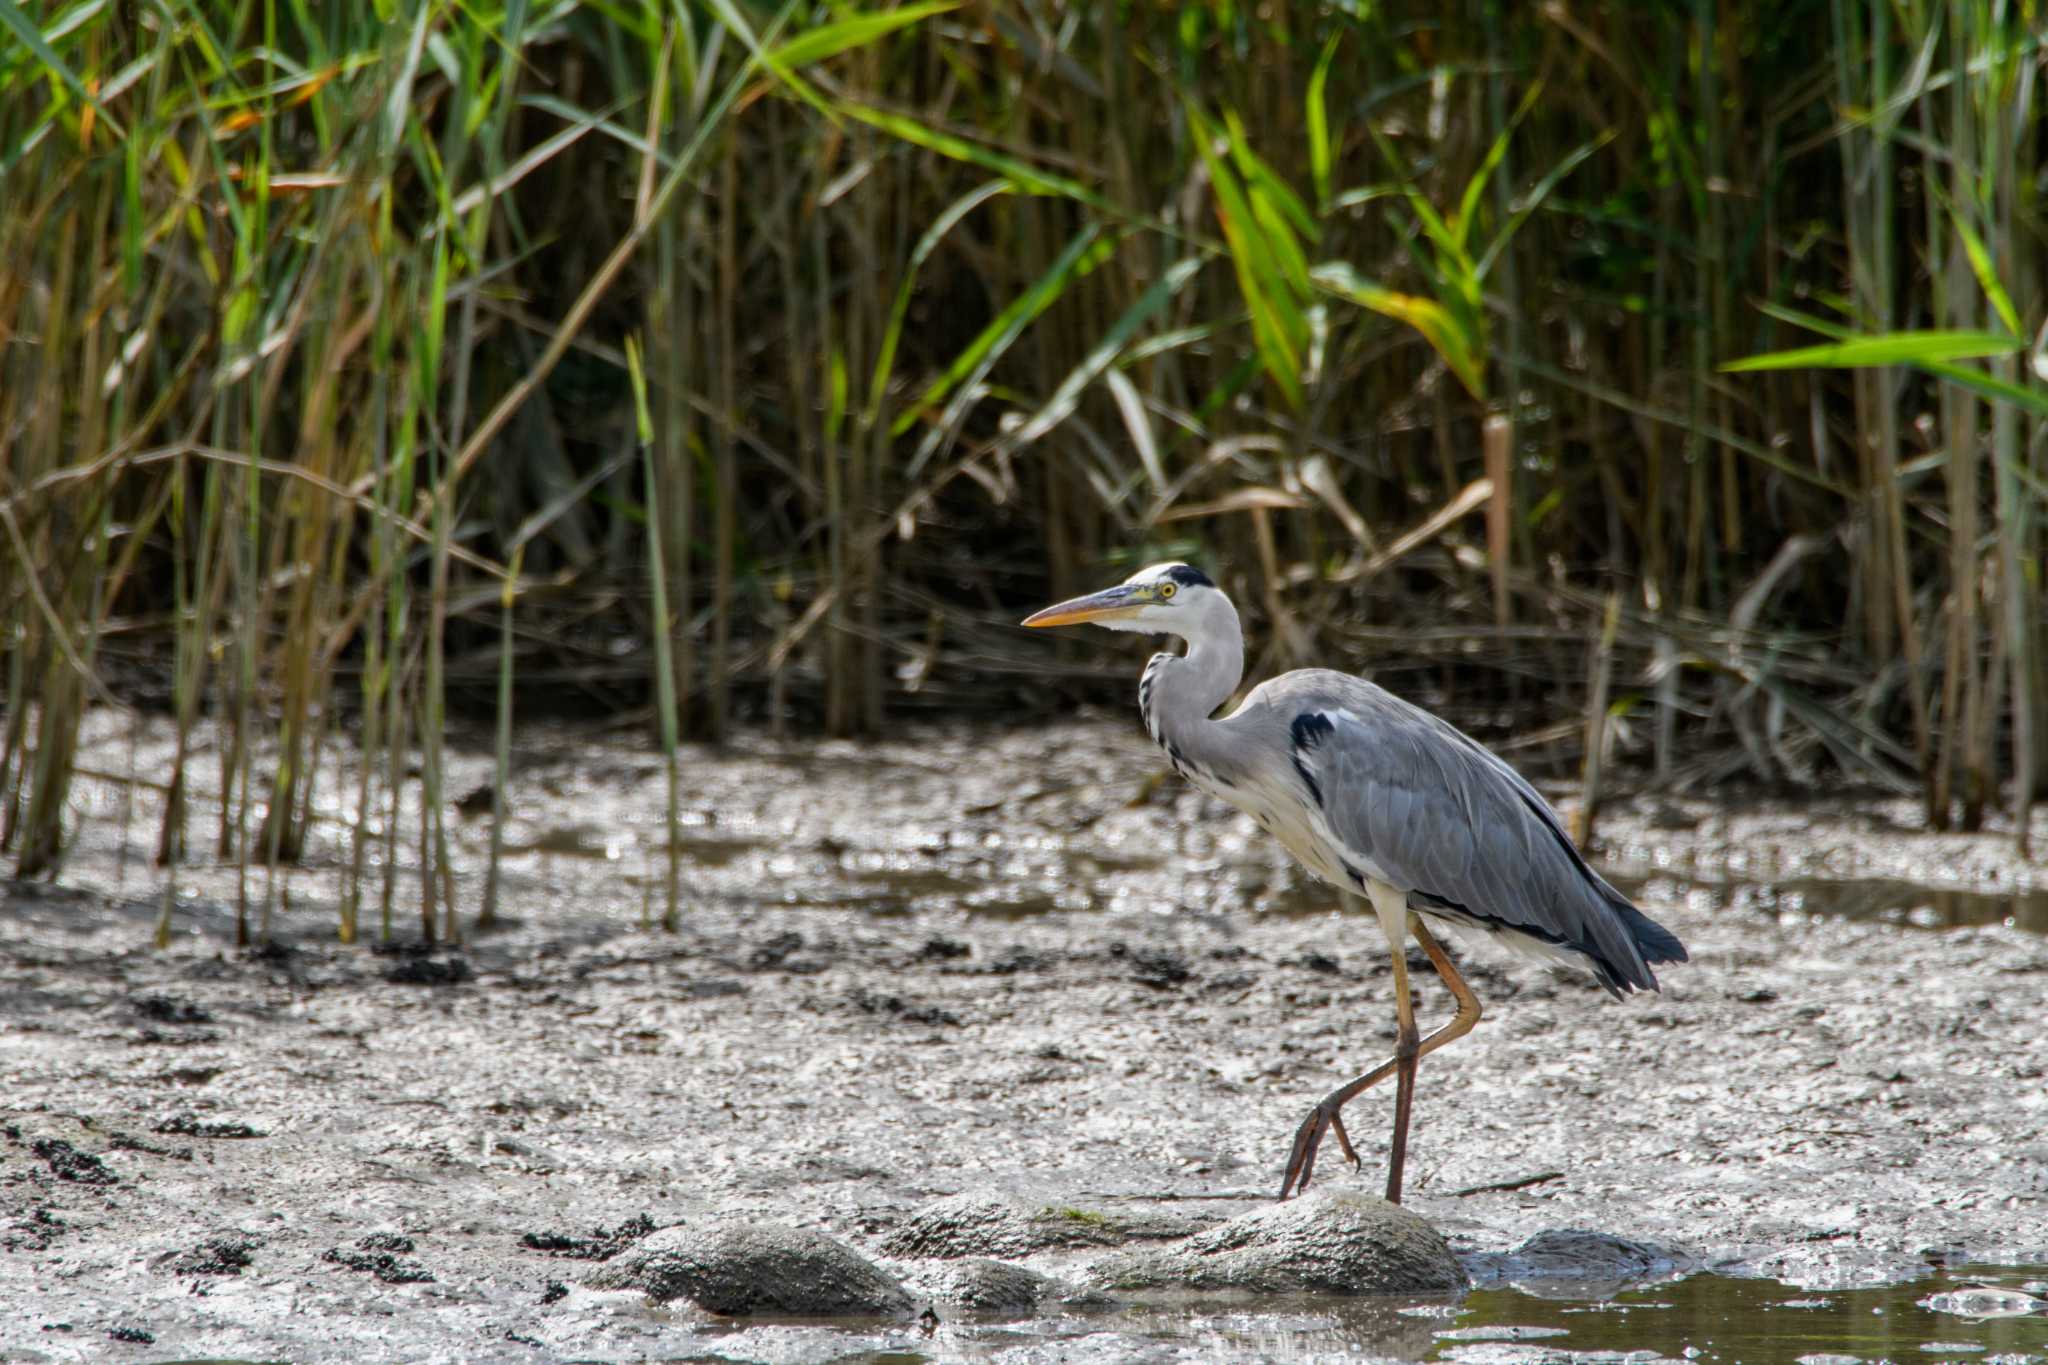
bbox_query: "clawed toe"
[1279,1101,1355,1199]
[1281,1091,1377,1199]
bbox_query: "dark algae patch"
[1109,942,1193,988]
[156,1113,266,1139]
[323,1236,435,1284]
[31,1138,117,1185]
[383,954,474,985]
[107,1130,193,1160]
[168,1234,260,1276]
[850,986,961,1026]
[131,994,214,1024]
[4,1206,66,1252]
[520,1213,655,1261]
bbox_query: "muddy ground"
[2,711,2046,1361]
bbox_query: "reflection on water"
[1135,1266,2048,1363]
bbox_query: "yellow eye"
[1159,582,1177,600]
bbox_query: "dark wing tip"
[1617,902,1688,965]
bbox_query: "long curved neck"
[1139,596,1245,774]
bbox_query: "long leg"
[1278,914,1484,1200]
[1383,924,1420,1202]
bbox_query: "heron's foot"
[1277,1099,1362,1199]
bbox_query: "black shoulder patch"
[1290,711,1335,749]
[1289,712,1333,807]
[1164,563,1213,588]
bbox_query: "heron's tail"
[1615,902,1688,966]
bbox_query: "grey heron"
[1023,561,1687,1203]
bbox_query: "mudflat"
[2,714,2044,1361]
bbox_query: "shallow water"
[655,1264,2048,1363]
[667,1266,2048,1363]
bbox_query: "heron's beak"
[1021,583,1150,628]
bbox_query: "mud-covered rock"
[896,1257,1063,1314]
[1084,1189,1464,1295]
[879,1192,1202,1260]
[589,1221,913,1316]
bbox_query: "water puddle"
[665,1265,2048,1363]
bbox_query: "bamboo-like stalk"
[630,336,685,933]
[1573,592,1623,849]
[480,542,519,934]
[710,133,740,741]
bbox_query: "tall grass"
[1,1,2043,935]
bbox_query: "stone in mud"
[1083,1189,1464,1295]
[878,1191,1202,1260]
[588,1220,914,1316]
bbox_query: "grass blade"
[1722,330,2024,372]
[771,1,956,68]
[839,103,1112,209]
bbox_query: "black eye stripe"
[1163,564,1213,588]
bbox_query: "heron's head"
[1021,561,1222,636]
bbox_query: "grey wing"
[1261,673,1686,996]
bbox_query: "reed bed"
[1,1,2043,942]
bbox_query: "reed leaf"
[1723,330,2025,372]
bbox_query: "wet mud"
[2,712,2046,1361]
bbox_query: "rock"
[878,1191,1201,1260]
[896,1257,1061,1314]
[1083,1189,1463,1295]
[1471,1228,1687,1287]
[588,1221,913,1316]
